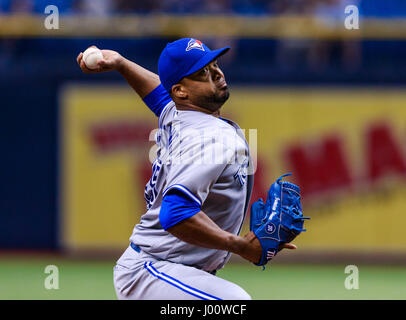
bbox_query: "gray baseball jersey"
[129,101,254,273]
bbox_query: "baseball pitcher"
[76,38,309,300]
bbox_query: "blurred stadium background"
[1,0,406,300]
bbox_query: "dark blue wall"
[1,82,58,248]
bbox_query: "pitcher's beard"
[201,89,230,112]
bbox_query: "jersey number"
[144,159,162,209]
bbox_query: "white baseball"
[83,47,103,70]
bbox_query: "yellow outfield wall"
[61,85,406,252]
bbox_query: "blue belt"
[130,242,216,275]
[130,242,141,253]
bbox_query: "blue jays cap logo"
[186,39,205,52]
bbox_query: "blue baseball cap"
[158,38,230,93]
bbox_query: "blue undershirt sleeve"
[159,189,202,230]
[142,84,173,117]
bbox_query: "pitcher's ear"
[171,84,188,99]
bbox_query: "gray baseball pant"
[113,245,251,300]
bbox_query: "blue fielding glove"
[250,173,310,267]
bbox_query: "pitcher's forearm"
[77,48,161,99]
[167,211,262,263]
[117,57,161,99]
